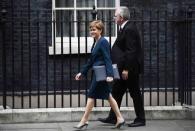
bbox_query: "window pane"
[76,10,93,37]
[97,0,115,7]
[55,0,74,7]
[97,10,115,36]
[76,0,94,7]
[56,10,74,37]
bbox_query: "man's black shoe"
[98,118,116,124]
[128,121,145,127]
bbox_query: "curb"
[0,106,194,123]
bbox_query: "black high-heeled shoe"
[74,122,88,130]
[114,120,125,129]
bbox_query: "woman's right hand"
[75,73,82,80]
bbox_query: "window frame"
[50,0,120,55]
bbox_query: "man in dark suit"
[98,6,146,127]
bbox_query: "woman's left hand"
[106,77,113,82]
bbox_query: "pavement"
[0,120,195,131]
[0,106,195,131]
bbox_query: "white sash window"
[50,0,120,54]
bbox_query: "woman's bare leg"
[78,98,94,125]
[108,94,124,124]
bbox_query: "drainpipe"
[1,0,7,109]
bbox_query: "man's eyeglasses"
[113,15,121,19]
[113,16,117,19]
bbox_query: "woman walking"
[74,20,125,129]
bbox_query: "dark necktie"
[117,26,122,36]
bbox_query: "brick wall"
[0,0,194,92]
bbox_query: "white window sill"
[49,37,116,55]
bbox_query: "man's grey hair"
[118,6,130,20]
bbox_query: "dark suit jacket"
[81,37,114,77]
[111,21,143,74]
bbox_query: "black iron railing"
[0,8,194,109]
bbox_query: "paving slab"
[0,120,195,131]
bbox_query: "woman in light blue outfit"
[74,20,125,129]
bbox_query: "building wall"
[0,0,194,92]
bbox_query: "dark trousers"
[109,71,145,122]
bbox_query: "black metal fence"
[0,8,194,109]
